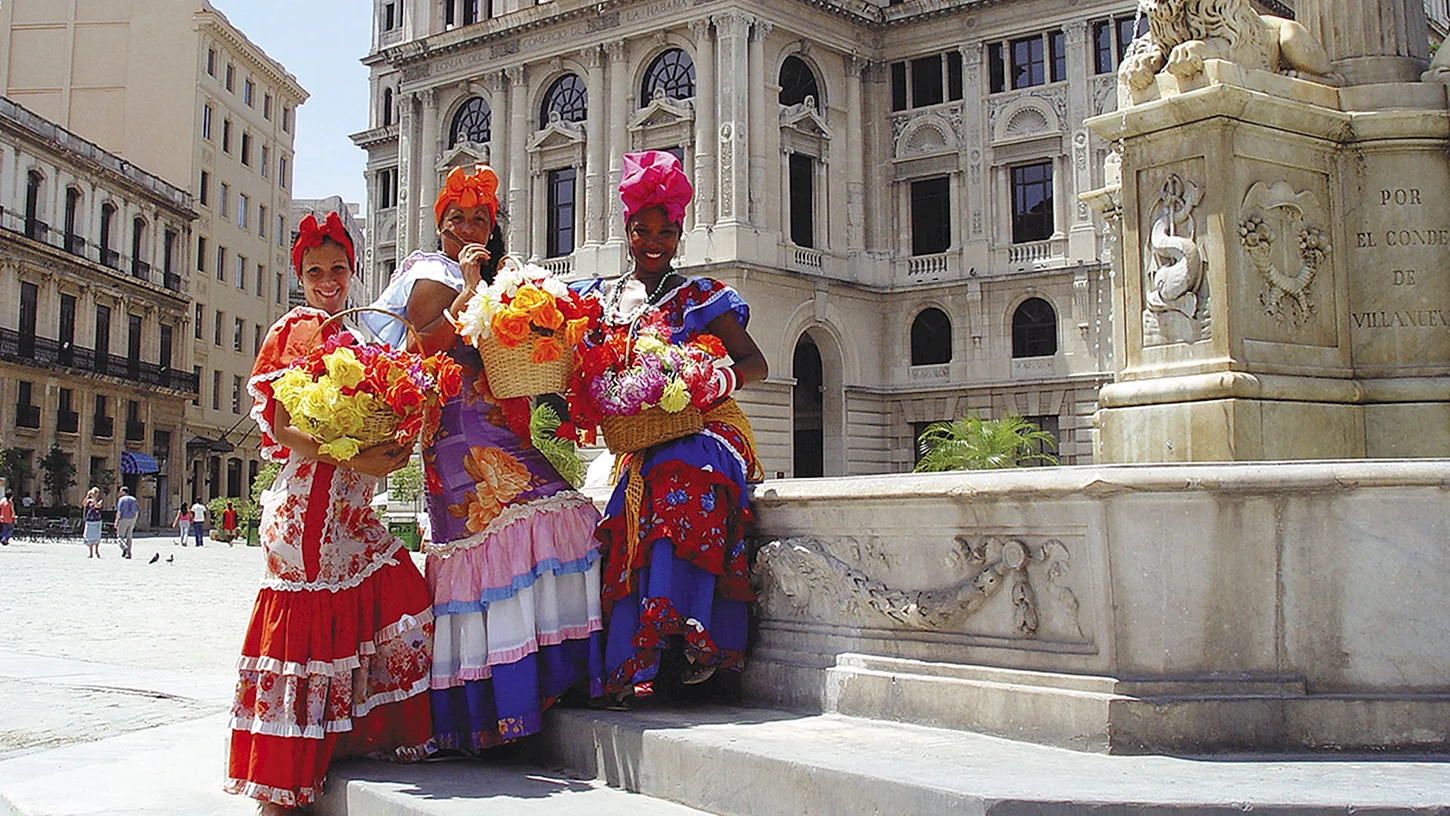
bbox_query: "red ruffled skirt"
[225,556,434,807]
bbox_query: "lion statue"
[1119,0,1337,92]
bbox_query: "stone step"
[315,757,712,816]
[529,704,1450,816]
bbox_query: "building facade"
[0,96,196,525]
[354,0,1144,475]
[0,0,308,504]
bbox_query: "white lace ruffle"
[259,538,408,593]
[424,491,598,559]
[234,608,433,679]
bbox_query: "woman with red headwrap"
[362,166,604,752]
[225,211,434,813]
[573,151,768,704]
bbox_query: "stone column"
[844,55,865,253]
[486,72,508,193]
[506,65,530,255]
[397,91,417,253]
[689,18,716,227]
[715,12,751,225]
[961,46,984,242]
[418,87,441,245]
[583,45,606,246]
[747,18,771,226]
[605,40,629,244]
[1298,0,1429,84]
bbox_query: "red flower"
[556,421,578,442]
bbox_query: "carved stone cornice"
[604,40,627,62]
[505,65,526,87]
[687,17,712,41]
[580,44,604,70]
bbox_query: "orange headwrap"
[434,164,500,226]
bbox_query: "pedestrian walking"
[221,500,238,544]
[190,499,207,547]
[114,486,139,559]
[174,505,192,546]
[0,489,15,545]
[83,487,104,558]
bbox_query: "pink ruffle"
[426,500,601,606]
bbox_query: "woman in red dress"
[225,212,434,813]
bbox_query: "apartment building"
[0,1,308,502]
[0,97,196,525]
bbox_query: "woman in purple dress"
[363,165,603,750]
[574,151,768,704]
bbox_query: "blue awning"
[120,451,159,474]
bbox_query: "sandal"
[680,661,717,685]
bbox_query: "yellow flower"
[658,378,689,413]
[634,333,667,356]
[300,378,342,424]
[324,347,367,390]
[319,436,362,461]
[510,284,549,313]
[329,393,368,437]
[271,369,312,410]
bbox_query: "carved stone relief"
[1142,173,1211,345]
[987,86,1066,137]
[1238,181,1329,326]
[751,535,1085,640]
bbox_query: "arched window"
[779,55,821,107]
[641,48,696,103]
[64,188,83,253]
[450,96,491,146]
[131,216,147,277]
[910,308,953,365]
[539,74,587,129]
[1012,297,1057,358]
[99,202,117,267]
[381,87,394,127]
[24,170,43,238]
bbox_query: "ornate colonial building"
[0,1,308,504]
[0,97,196,525]
[354,0,1148,475]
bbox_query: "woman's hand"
[457,243,491,291]
[344,442,413,479]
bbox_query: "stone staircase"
[317,704,1450,816]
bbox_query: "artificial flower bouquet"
[271,334,464,461]
[452,258,601,399]
[568,324,728,453]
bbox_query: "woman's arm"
[706,312,768,387]
[404,279,467,356]
[270,399,411,479]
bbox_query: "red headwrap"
[291,211,355,274]
[435,164,500,226]
[619,150,693,225]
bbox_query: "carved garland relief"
[751,535,1084,640]
[1238,181,1329,326]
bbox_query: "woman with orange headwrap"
[362,166,603,753]
[226,211,433,813]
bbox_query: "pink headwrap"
[619,150,693,225]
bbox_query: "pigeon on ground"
[148,553,160,564]
[166,554,174,563]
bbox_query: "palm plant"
[913,414,1058,472]
[530,403,587,488]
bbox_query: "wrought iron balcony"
[93,415,114,438]
[15,404,40,429]
[0,327,199,395]
[164,271,182,292]
[125,420,146,442]
[100,247,121,269]
[24,218,48,242]
[57,411,79,434]
[131,259,151,282]
[65,233,87,256]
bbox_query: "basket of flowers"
[451,257,600,399]
[569,324,727,454]
[269,308,465,461]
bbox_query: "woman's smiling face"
[627,206,681,277]
[299,240,352,314]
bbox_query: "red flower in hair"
[292,211,355,274]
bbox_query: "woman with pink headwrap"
[573,150,768,705]
[363,165,604,752]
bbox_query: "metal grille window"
[450,96,492,146]
[540,74,587,128]
[642,49,696,103]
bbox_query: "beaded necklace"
[603,270,677,327]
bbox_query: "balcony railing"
[65,233,87,256]
[164,271,182,292]
[999,237,1069,270]
[539,255,574,277]
[131,259,151,282]
[101,247,121,269]
[24,218,48,242]
[790,246,824,271]
[125,420,146,442]
[93,415,114,438]
[907,253,949,277]
[57,411,79,434]
[0,327,199,394]
[15,404,40,429]
[0,211,187,296]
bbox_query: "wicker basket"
[480,334,574,399]
[600,405,704,454]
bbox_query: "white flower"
[453,289,495,343]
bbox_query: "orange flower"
[531,335,563,364]
[564,316,590,348]
[491,309,533,346]
[445,446,531,533]
[510,284,549,312]
[531,300,565,331]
